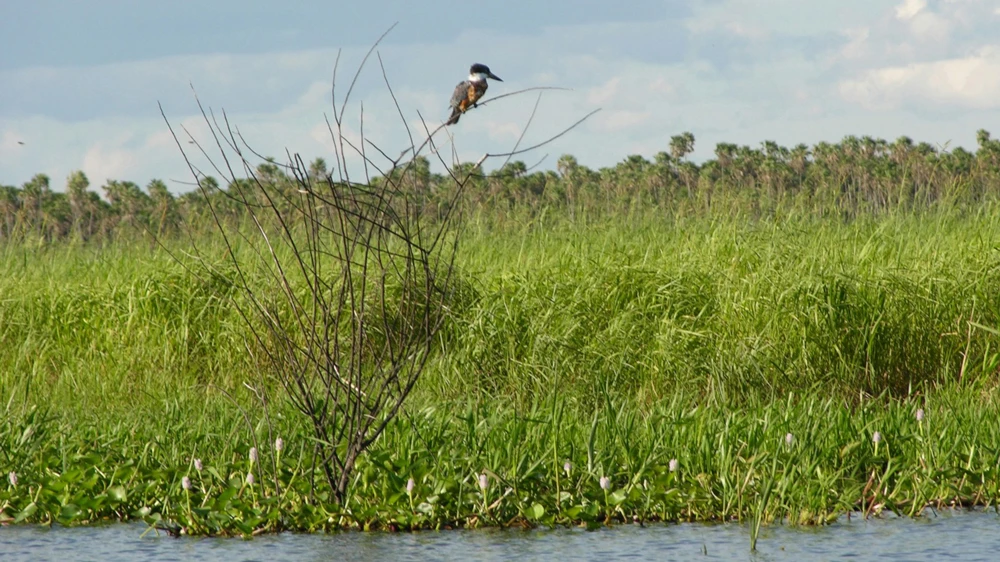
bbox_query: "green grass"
[433,209,1000,405]
[3,208,1000,535]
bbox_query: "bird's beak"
[488,71,503,82]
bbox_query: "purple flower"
[872,432,882,445]
[275,437,284,453]
[8,471,16,487]
[478,473,489,492]
[246,472,255,485]
[181,476,192,491]
[564,461,572,477]
[599,476,611,490]
[406,478,415,494]
[669,458,679,472]
[249,447,258,464]
[915,409,924,422]
[194,458,203,471]
[785,433,795,446]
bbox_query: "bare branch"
[157,22,593,509]
[499,91,544,171]
[336,22,399,125]
[484,108,601,159]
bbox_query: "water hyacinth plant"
[1,369,1000,535]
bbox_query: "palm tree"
[20,174,50,239]
[669,132,696,160]
[67,170,91,240]
[0,185,21,240]
[147,179,178,237]
[669,133,696,199]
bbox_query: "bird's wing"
[449,81,469,109]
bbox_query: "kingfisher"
[446,63,503,125]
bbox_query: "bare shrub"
[159,25,597,503]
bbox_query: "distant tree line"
[3,129,1000,243]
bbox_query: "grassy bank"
[2,209,1000,534]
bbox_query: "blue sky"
[2,0,1000,192]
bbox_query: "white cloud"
[649,77,676,96]
[82,144,136,186]
[840,47,1000,109]
[6,2,1000,192]
[906,10,952,43]
[895,0,927,20]
[687,0,881,36]
[587,77,621,105]
[839,27,871,59]
[594,110,653,133]
[830,0,1000,71]
[685,15,769,40]
[725,21,770,41]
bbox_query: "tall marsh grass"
[3,209,1000,534]
[432,209,1000,406]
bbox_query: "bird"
[446,63,502,125]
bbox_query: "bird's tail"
[446,107,461,126]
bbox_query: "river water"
[2,509,998,561]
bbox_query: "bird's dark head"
[469,63,502,82]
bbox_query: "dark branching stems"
[159,24,596,504]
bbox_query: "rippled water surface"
[2,510,998,561]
